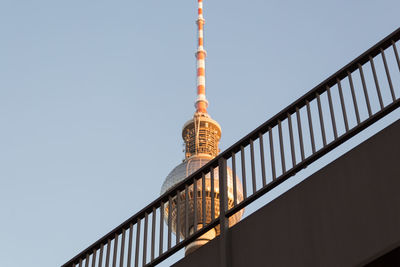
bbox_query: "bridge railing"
[62,27,400,267]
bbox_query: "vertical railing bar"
[278,120,286,173]
[98,243,104,267]
[347,71,361,124]
[295,108,305,161]
[306,101,316,153]
[250,139,257,194]
[176,189,181,245]
[185,184,189,237]
[392,40,400,72]
[240,146,248,198]
[268,127,276,180]
[210,167,215,220]
[127,224,133,267]
[193,178,198,233]
[167,196,172,250]
[316,93,327,146]
[258,133,267,187]
[134,218,141,267]
[232,152,238,205]
[105,239,111,267]
[119,229,126,267]
[358,64,372,117]
[150,207,156,262]
[159,202,164,256]
[79,259,83,267]
[326,86,338,139]
[337,78,349,132]
[218,158,228,214]
[85,254,90,267]
[202,173,206,228]
[381,48,397,101]
[92,249,97,267]
[142,213,148,267]
[287,113,296,167]
[369,56,384,109]
[218,157,229,267]
[112,233,118,267]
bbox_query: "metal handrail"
[62,27,400,267]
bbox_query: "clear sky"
[1,1,399,266]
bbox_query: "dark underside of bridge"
[173,119,400,267]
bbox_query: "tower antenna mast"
[195,0,208,114]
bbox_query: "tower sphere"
[160,154,244,237]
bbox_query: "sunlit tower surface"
[160,0,244,255]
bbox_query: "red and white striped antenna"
[195,0,208,114]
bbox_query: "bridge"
[62,27,400,267]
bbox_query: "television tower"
[160,0,244,255]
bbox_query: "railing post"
[218,157,229,267]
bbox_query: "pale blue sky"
[1,1,399,266]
